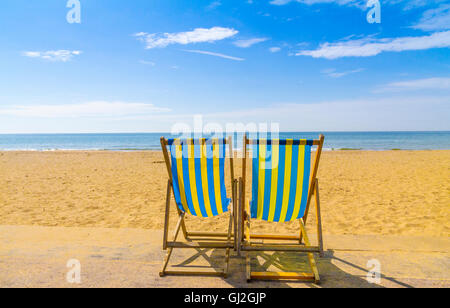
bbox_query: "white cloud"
[183,49,245,61]
[22,50,82,62]
[412,4,450,31]
[269,47,281,53]
[0,102,170,118]
[135,27,238,49]
[233,38,270,48]
[322,68,364,78]
[297,31,450,59]
[375,77,450,92]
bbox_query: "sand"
[1,225,449,288]
[0,150,449,237]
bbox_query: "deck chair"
[238,135,325,283]
[160,137,237,278]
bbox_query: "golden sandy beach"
[1,150,449,237]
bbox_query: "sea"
[0,131,449,151]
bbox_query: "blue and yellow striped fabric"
[250,139,313,222]
[168,139,231,217]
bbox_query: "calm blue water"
[0,132,449,151]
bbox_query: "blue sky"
[0,0,449,133]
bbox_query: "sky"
[0,0,449,133]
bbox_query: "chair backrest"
[161,138,233,217]
[244,136,324,222]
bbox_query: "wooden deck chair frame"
[159,137,237,278]
[238,134,325,283]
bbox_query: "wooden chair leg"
[307,253,320,285]
[162,180,171,250]
[224,248,231,278]
[224,206,234,278]
[237,178,244,256]
[244,199,252,282]
[160,247,174,277]
[246,252,251,282]
[176,208,189,241]
[227,204,233,243]
[159,214,184,277]
[315,179,324,257]
[233,179,238,251]
[300,219,320,284]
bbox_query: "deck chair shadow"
[238,134,325,284]
[160,137,237,278]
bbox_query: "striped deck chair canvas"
[160,137,237,278]
[238,135,325,284]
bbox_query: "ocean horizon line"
[0,131,449,151]
[0,130,449,135]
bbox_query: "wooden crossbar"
[163,269,225,277]
[250,272,315,281]
[187,232,234,238]
[249,234,300,241]
[241,245,320,252]
[167,241,234,249]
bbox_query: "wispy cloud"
[269,0,366,9]
[0,102,170,118]
[398,0,446,11]
[269,0,447,14]
[412,4,450,31]
[206,1,222,10]
[134,27,238,49]
[269,47,281,53]
[269,0,439,11]
[22,50,82,62]
[322,68,364,78]
[297,31,450,59]
[183,49,245,61]
[375,77,450,92]
[233,37,270,48]
[185,95,450,131]
[139,60,156,66]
